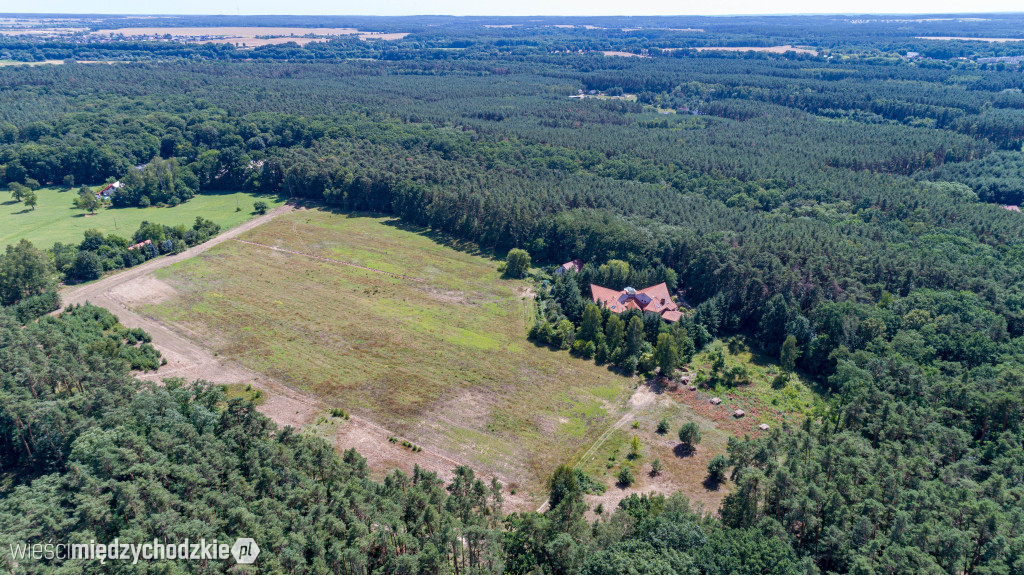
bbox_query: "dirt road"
[61,203,296,307]
[58,203,529,509]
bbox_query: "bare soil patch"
[602,51,649,58]
[359,33,410,41]
[107,275,177,307]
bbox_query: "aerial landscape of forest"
[1,10,1024,574]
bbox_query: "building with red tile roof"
[590,282,681,322]
[555,259,584,276]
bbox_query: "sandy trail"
[59,202,530,510]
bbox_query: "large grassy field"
[143,210,635,495]
[1,187,286,248]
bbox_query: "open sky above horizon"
[5,1,1023,17]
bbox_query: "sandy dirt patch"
[602,51,649,57]
[107,275,177,307]
[359,32,410,41]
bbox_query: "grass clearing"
[142,210,635,498]
[686,336,823,429]
[220,383,266,405]
[0,188,286,248]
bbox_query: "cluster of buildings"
[555,259,683,323]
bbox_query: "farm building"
[96,181,122,199]
[589,282,682,322]
[554,259,584,276]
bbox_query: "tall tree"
[780,335,800,373]
[655,332,678,378]
[578,303,602,342]
[504,248,530,278]
[0,239,55,306]
[74,188,99,215]
[604,314,625,351]
[625,315,645,357]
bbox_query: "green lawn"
[689,336,825,425]
[143,210,635,496]
[1,188,286,249]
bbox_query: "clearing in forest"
[141,210,641,498]
[0,189,285,249]
[690,45,819,55]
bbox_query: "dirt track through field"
[59,202,528,509]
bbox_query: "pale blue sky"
[5,0,1023,16]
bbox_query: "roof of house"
[1003,205,1021,212]
[556,259,584,274]
[590,282,680,321]
[127,239,153,251]
[661,310,683,322]
[100,181,123,194]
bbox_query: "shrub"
[580,340,595,359]
[650,459,664,476]
[707,454,729,482]
[253,200,268,215]
[678,422,702,452]
[574,469,606,495]
[772,372,790,389]
[619,354,639,375]
[656,418,670,434]
[629,435,641,459]
[617,467,635,487]
[552,319,575,350]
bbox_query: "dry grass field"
[90,27,409,46]
[141,210,641,498]
[94,26,361,37]
[691,45,819,55]
[915,36,1024,42]
[134,209,759,506]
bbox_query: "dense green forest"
[2,13,1024,574]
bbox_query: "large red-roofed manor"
[590,283,682,322]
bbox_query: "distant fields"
[142,210,636,495]
[0,188,286,248]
